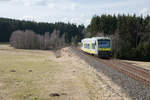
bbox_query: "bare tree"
[10,29,66,50]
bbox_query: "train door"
[91,40,97,54]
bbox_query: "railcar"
[81,37,112,58]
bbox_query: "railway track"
[99,59,150,86]
[74,47,150,86]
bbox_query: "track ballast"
[74,47,150,86]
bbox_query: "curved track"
[98,58,150,86]
[74,47,150,86]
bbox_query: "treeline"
[1,15,150,60]
[0,17,84,43]
[87,14,150,60]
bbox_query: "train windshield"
[98,39,110,48]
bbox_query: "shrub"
[10,30,66,50]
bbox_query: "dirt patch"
[49,93,60,97]
[10,70,16,72]
[54,50,61,58]
[28,70,32,72]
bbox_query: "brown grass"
[0,44,130,100]
[122,60,150,70]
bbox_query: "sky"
[0,0,150,26]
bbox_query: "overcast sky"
[0,0,150,26]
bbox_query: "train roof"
[81,37,110,43]
[92,37,110,40]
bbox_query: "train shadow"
[71,47,150,100]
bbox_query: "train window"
[87,44,90,49]
[98,39,110,48]
[92,43,95,49]
[84,44,86,48]
[83,43,90,49]
[84,43,90,49]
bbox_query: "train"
[81,37,112,58]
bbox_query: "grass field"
[0,44,132,100]
[0,44,61,100]
[0,44,101,100]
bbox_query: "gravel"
[70,47,150,100]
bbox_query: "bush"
[10,30,66,50]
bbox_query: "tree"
[0,17,85,44]
[87,14,150,60]
[10,29,66,50]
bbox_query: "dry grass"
[0,44,60,100]
[122,60,150,70]
[0,44,130,100]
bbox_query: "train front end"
[97,38,112,58]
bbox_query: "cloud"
[47,2,78,11]
[48,3,56,9]
[8,0,49,6]
[70,3,77,10]
[139,8,149,16]
[7,0,78,11]
[0,0,149,26]
[0,0,10,1]
[21,16,41,21]
[83,0,147,9]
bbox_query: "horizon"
[0,13,149,27]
